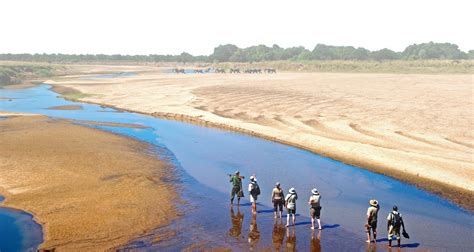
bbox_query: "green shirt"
[230,175,241,187]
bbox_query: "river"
[0,84,473,251]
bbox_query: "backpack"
[251,183,261,196]
[287,194,296,209]
[390,212,402,228]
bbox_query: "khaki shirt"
[272,188,284,200]
[367,206,379,222]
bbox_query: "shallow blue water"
[0,84,473,251]
[0,206,42,252]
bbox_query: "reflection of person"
[366,241,377,252]
[272,182,285,219]
[285,226,297,251]
[272,218,285,251]
[248,213,260,250]
[229,171,245,205]
[366,199,379,243]
[387,205,405,248]
[308,188,322,230]
[248,175,260,214]
[228,206,244,239]
[285,188,298,227]
[310,229,321,252]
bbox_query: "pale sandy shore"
[0,115,178,251]
[47,66,474,209]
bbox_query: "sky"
[1,0,472,55]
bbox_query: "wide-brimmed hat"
[289,188,296,194]
[311,188,319,195]
[369,199,378,207]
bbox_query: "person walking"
[271,182,285,219]
[285,188,298,227]
[387,205,405,248]
[308,188,322,230]
[366,199,379,243]
[248,175,260,214]
[229,171,244,206]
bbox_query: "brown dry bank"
[0,115,178,251]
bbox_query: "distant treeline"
[0,42,473,63]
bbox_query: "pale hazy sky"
[1,0,472,55]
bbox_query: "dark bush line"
[1,42,472,64]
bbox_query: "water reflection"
[228,207,244,240]
[2,85,473,251]
[286,227,297,251]
[272,219,285,250]
[248,214,260,250]
[366,243,375,252]
[310,229,322,252]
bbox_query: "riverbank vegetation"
[1,42,472,64]
[0,62,62,87]
[1,42,472,75]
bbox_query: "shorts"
[230,186,241,200]
[310,207,321,219]
[366,220,377,232]
[273,199,283,212]
[250,194,257,203]
[388,225,401,240]
[287,208,296,215]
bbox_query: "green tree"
[468,50,474,59]
[210,44,239,62]
[402,42,467,59]
[178,52,194,63]
[370,48,400,60]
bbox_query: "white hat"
[289,188,296,194]
[370,199,379,207]
[311,188,319,195]
[250,175,256,181]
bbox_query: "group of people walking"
[229,171,409,248]
[230,171,323,230]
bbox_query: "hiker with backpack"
[271,182,285,219]
[285,188,298,227]
[366,199,379,243]
[229,171,245,206]
[387,205,406,248]
[308,188,322,230]
[248,175,261,214]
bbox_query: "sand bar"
[48,67,474,209]
[46,105,83,110]
[0,115,178,250]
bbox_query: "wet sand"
[48,67,474,209]
[0,115,178,250]
[70,119,149,128]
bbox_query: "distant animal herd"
[172,68,277,74]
